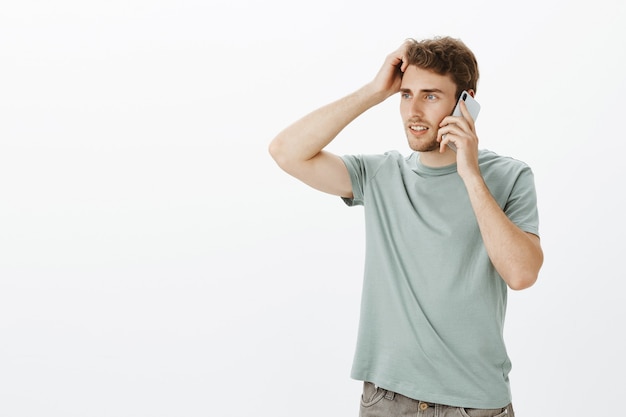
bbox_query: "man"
[268,37,543,417]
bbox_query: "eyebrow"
[400,88,446,94]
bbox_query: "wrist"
[360,81,396,105]
[460,169,486,190]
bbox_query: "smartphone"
[447,91,481,152]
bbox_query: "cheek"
[432,106,453,124]
[399,104,411,122]
[399,100,409,114]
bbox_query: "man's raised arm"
[268,42,411,197]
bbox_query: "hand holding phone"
[446,91,480,152]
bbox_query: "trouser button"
[419,402,429,410]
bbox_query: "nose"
[407,97,424,119]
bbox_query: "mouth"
[408,124,430,136]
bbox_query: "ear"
[467,89,476,98]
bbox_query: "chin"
[407,138,440,153]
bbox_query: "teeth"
[411,126,428,131]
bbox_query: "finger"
[386,52,407,76]
[387,52,403,68]
[400,47,410,72]
[438,123,465,139]
[459,100,476,126]
[441,132,462,153]
[400,55,408,72]
[438,133,447,153]
[440,115,471,136]
[399,39,414,72]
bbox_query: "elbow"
[268,136,289,169]
[269,135,308,175]
[506,258,543,291]
[268,135,296,173]
[507,272,539,291]
[268,137,282,163]
[506,240,544,291]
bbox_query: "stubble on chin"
[406,131,440,153]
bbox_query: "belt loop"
[384,390,395,400]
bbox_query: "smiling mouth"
[410,125,429,132]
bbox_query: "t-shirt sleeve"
[504,166,540,236]
[340,154,366,207]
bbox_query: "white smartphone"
[447,91,481,152]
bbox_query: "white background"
[1,0,625,416]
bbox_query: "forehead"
[400,66,456,94]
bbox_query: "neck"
[418,147,458,167]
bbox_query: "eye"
[401,92,411,99]
[426,94,437,101]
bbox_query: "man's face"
[399,66,458,153]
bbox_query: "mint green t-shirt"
[340,149,539,409]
